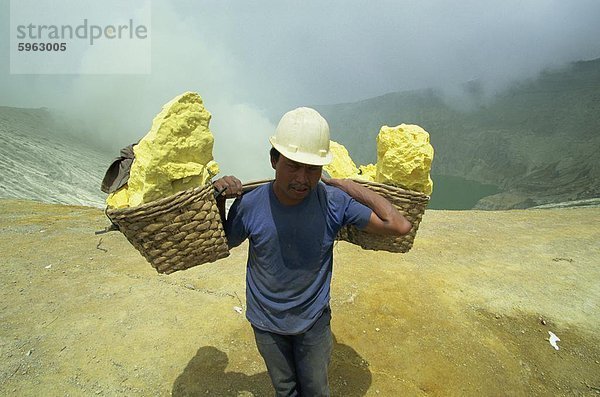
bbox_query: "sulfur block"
[357,163,376,182]
[124,92,219,207]
[375,124,434,194]
[324,140,360,179]
[106,185,130,209]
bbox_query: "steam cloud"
[1,0,599,181]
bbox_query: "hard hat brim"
[269,137,333,166]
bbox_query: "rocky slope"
[316,58,600,209]
[0,107,111,208]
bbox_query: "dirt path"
[1,199,599,396]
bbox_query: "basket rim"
[105,177,430,217]
[347,178,430,199]
[106,182,212,217]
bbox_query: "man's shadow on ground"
[172,334,372,396]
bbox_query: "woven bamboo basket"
[105,182,229,274]
[337,179,430,253]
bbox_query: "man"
[213,107,410,396]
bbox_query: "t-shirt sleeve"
[325,184,372,231]
[343,196,372,230]
[224,197,249,248]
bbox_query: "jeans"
[252,307,333,397]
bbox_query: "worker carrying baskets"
[99,94,433,396]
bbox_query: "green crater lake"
[427,175,500,210]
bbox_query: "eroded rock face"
[376,124,434,195]
[107,92,219,208]
[474,191,539,210]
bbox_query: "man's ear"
[270,156,277,170]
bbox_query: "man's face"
[271,154,322,206]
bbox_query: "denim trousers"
[252,307,333,397]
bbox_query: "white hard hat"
[269,107,333,166]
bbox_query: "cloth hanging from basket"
[100,142,137,194]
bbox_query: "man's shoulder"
[321,181,371,214]
[246,182,270,199]
[318,181,372,229]
[234,182,270,209]
[317,182,356,215]
[321,182,351,203]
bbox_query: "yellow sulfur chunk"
[125,92,219,207]
[207,160,220,178]
[357,163,376,182]
[106,185,130,209]
[324,141,360,179]
[376,124,434,195]
[106,92,219,208]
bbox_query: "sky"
[1,0,600,180]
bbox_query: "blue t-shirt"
[225,181,372,335]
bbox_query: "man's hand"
[213,175,243,199]
[213,175,242,224]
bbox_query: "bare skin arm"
[322,176,412,236]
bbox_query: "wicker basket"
[337,179,429,253]
[106,183,229,274]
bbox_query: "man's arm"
[212,175,250,249]
[213,175,243,223]
[322,177,412,236]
